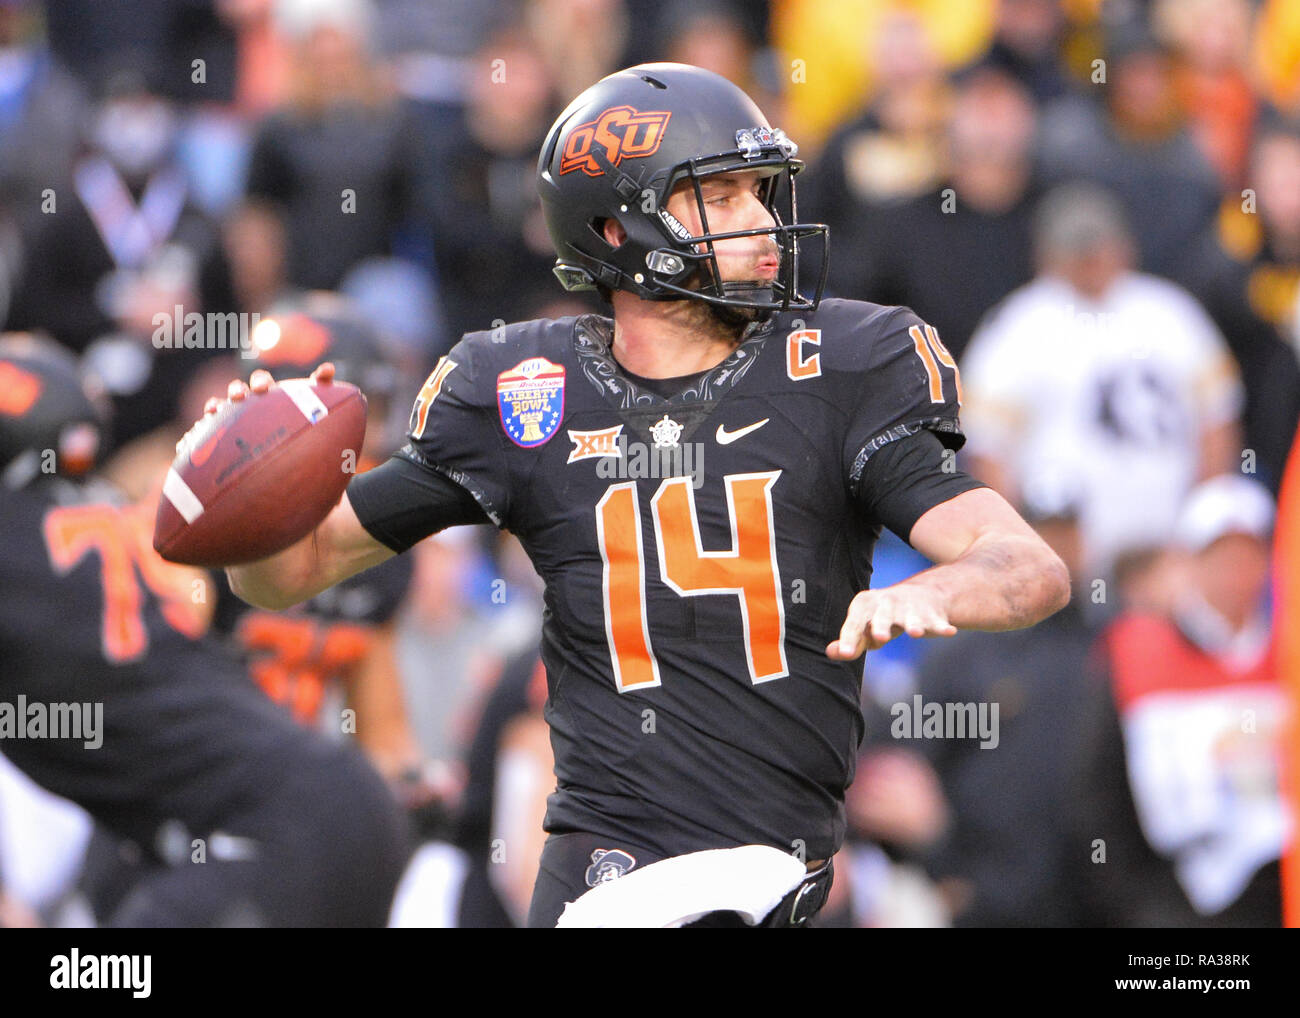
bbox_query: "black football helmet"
[0,332,107,486]
[537,63,828,315]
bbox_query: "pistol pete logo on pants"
[585,848,638,887]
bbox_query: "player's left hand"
[826,582,957,659]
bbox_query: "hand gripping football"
[153,379,366,566]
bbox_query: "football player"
[212,64,1070,927]
[0,333,408,926]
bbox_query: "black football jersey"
[376,299,966,861]
[0,478,332,846]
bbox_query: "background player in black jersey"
[85,292,451,819]
[0,333,408,926]
[210,64,1071,927]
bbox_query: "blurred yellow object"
[772,0,995,152]
[1256,0,1300,114]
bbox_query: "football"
[153,379,367,567]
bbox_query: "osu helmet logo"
[584,848,637,887]
[560,105,671,177]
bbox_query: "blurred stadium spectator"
[839,694,949,927]
[659,1,780,118]
[453,646,549,927]
[1177,113,1300,494]
[772,0,994,152]
[826,66,1039,360]
[970,0,1072,104]
[388,643,549,928]
[417,25,580,343]
[395,526,527,766]
[1255,0,1300,116]
[523,0,629,109]
[0,1,86,239]
[1155,0,1258,191]
[961,182,1243,578]
[803,7,949,217]
[43,0,238,104]
[1038,16,1220,277]
[1072,475,1288,927]
[7,68,236,451]
[238,0,428,292]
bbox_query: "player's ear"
[602,218,626,248]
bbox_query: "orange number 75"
[44,503,209,663]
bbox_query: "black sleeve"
[346,456,490,554]
[840,305,966,497]
[855,429,987,545]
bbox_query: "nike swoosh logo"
[716,418,769,444]
[189,422,227,467]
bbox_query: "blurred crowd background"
[1,0,1299,927]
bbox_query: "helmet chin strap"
[721,281,776,304]
[706,293,774,333]
[709,281,777,329]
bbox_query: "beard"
[663,286,769,345]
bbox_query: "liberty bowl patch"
[497,357,565,448]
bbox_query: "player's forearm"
[226,491,395,611]
[225,530,325,611]
[898,532,1070,633]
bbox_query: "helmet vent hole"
[640,75,667,90]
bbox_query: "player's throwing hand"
[827,583,958,659]
[202,361,336,416]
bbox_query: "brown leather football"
[153,379,366,566]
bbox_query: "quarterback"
[218,64,1070,927]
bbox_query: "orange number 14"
[596,470,786,693]
[909,324,962,405]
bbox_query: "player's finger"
[310,361,336,385]
[827,631,864,660]
[248,369,275,393]
[227,379,251,402]
[203,396,221,416]
[902,612,927,639]
[868,600,898,648]
[833,592,876,658]
[919,608,958,638]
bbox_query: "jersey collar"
[571,313,776,410]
